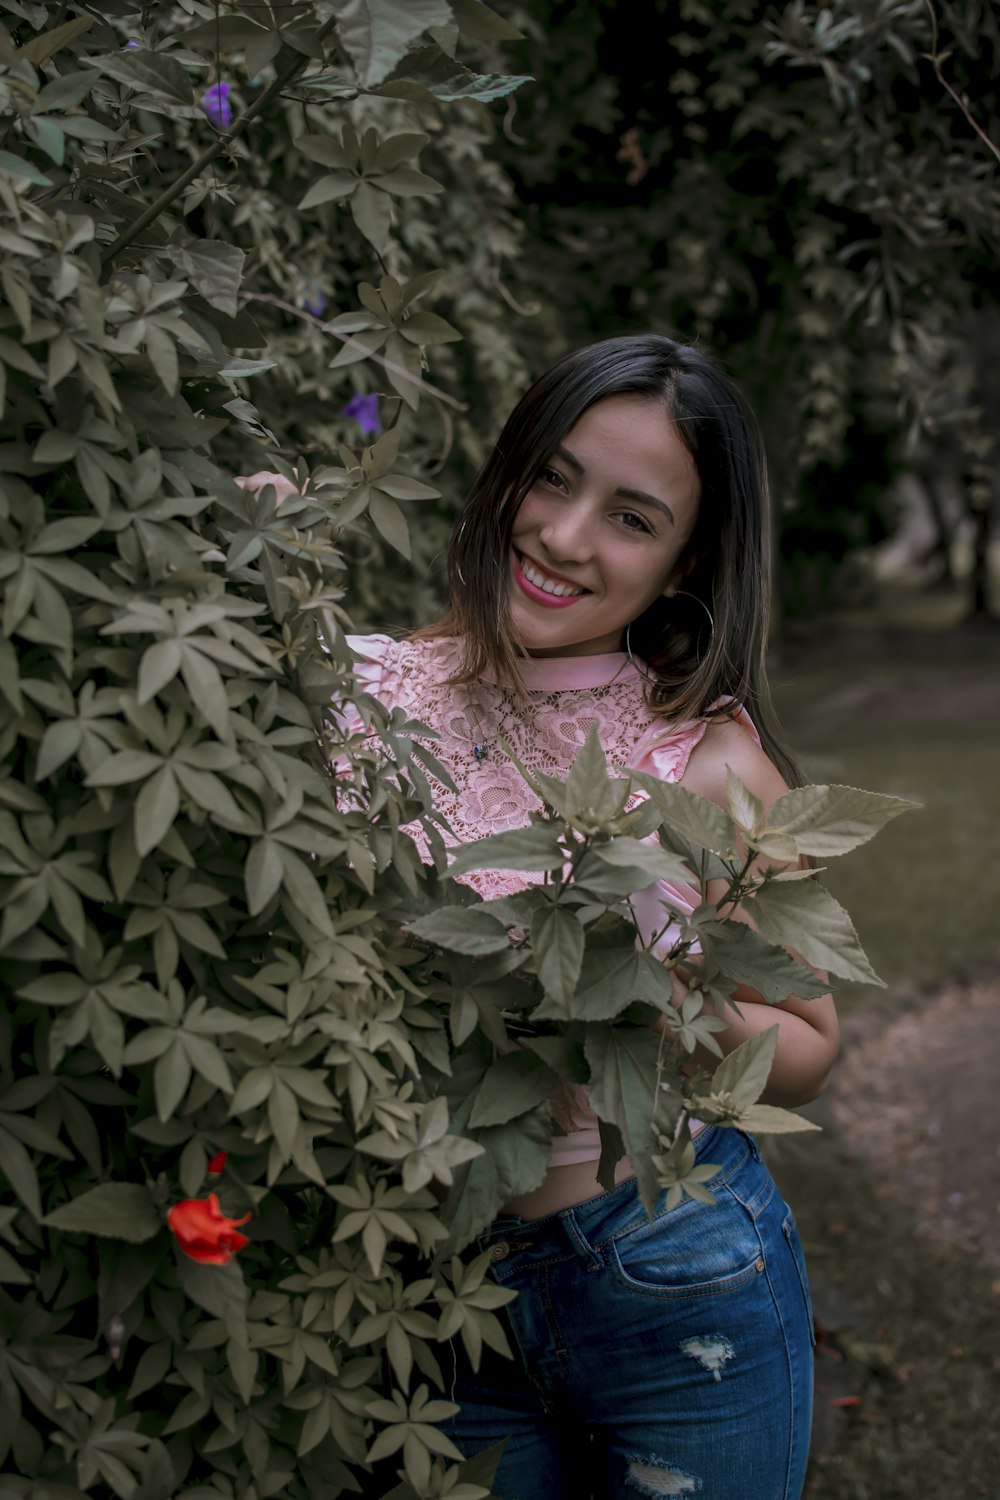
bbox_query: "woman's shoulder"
[680,708,789,809]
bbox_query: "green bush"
[0,6,913,1499]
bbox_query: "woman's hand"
[235,470,301,507]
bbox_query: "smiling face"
[508,395,701,658]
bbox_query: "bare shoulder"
[680,714,789,813]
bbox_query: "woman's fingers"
[235,470,300,505]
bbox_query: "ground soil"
[831,980,1000,1268]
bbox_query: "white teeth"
[520,556,584,597]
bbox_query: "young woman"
[244,334,838,1500]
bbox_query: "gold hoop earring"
[624,621,655,682]
[668,589,716,644]
[454,517,467,586]
[625,592,716,683]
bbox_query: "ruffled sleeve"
[628,699,761,785]
[625,700,762,958]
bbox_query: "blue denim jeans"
[441,1127,815,1499]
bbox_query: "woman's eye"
[619,510,653,533]
[538,465,567,490]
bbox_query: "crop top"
[341,633,761,1167]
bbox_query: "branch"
[100,16,342,270]
[243,292,469,412]
[923,0,1000,167]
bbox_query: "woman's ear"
[661,559,695,599]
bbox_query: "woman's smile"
[513,548,589,605]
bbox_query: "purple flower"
[342,393,381,436]
[304,287,327,318]
[201,81,233,130]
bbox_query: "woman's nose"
[538,501,595,562]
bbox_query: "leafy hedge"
[0,6,912,1500]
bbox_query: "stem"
[243,292,468,412]
[100,16,341,270]
[924,0,1000,166]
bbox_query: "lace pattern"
[373,636,680,901]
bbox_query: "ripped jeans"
[441,1127,815,1500]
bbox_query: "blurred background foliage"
[490,0,1000,620]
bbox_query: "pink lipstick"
[512,550,587,609]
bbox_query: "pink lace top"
[343,634,761,1166]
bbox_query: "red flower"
[167,1194,251,1264]
[206,1149,227,1176]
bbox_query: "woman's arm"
[669,717,840,1108]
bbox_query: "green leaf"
[762,784,918,858]
[738,1104,822,1134]
[450,0,525,42]
[154,1038,192,1122]
[279,848,335,938]
[137,640,183,702]
[35,719,82,781]
[298,172,359,210]
[564,730,626,824]
[245,837,283,915]
[707,1026,777,1109]
[0,150,52,187]
[750,878,882,985]
[169,241,245,319]
[531,905,583,1009]
[552,948,643,1021]
[333,0,453,87]
[630,769,737,856]
[92,48,195,107]
[180,647,229,739]
[18,15,94,64]
[378,45,532,103]
[87,751,164,786]
[0,1244,29,1284]
[468,1053,555,1128]
[350,180,392,254]
[445,1110,551,1250]
[447,824,565,877]
[0,1125,41,1218]
[701,920,829,1002]
[368,491,410,556]
[177,1257,248,1342]
[584,1026,664,1212]
[407,908,510,955]
[134,765,179,857]
[374,166,443,199]
[43,1183,160,1242]
[725,769,763,835]
[36,71,100,112]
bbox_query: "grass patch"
[772,645,1000,1008]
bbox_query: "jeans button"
[490,1241,510,1262]
[755,1256,765,1272]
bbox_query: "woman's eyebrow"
[553,444,676,525]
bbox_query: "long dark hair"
[416,333,801,783]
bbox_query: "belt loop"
[559,1210,602,1270]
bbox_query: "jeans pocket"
[609,1194,766,1298]
[782,1208,817,1346]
